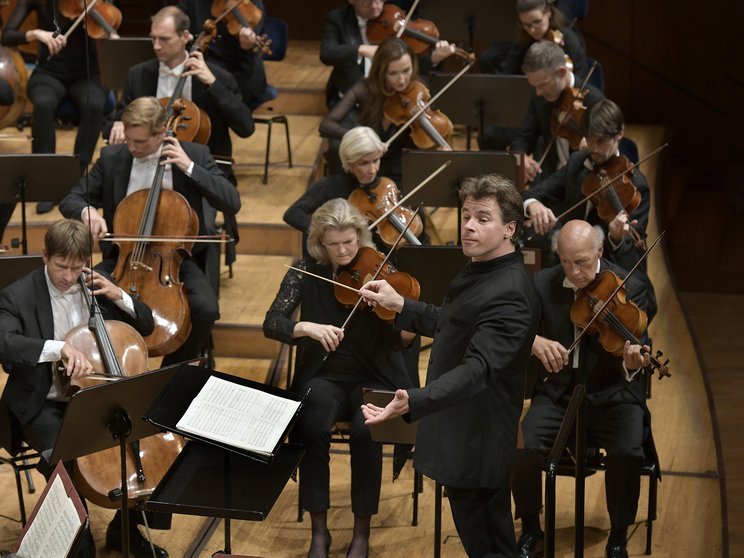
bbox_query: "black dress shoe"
[36,201,56,214]
[106,521,169,558]
[517,531,545,558]
[606,544,629,558]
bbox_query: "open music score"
[176,375,301,457]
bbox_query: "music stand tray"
[0,255,43,290]
[98,38,156,91]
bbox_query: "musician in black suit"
[176,0,272,109]
[512,220,652,558]
[360,175,541,557]
[320,0,455,108]
[0,219,162,558]
[523,99,657,319]
[60,97,240,367]
[481,40,603,183]
[105,6,254,164]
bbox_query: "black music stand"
[0,255,43,289]
[420,0,516,51]
[429,73,531,148]
[0,154,79,254]
[143,366,305,553]
[395,245,469,305]
[46,363,187,558]
[98,38,155,91]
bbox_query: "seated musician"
[1,0,111,213]
[0,219,165,558]
[176,0,273,109]
[479,0,588,79]
[320,37,450,181]
[60,96,241,367]
[263,198,415,558]
[0,75,14,241]
[104,6,254,171]
[512,219,654,558]
[522,98,656,318]
[321,0,455,108]
[481,40,603,182]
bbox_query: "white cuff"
[39,340,65,363]
[523,197,538,218]
[114,289,137,318]
[622,361,643,382]
[185,161,195,177]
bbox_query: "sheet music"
[176,375,301,456]
[17,475,82,558]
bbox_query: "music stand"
[429,73,531,137]
[0,155,79,254]
[0,255,43,289]
[46,362,187,558]
[420,0,516,50]
[395,245,469,305]
[98,38,155,91]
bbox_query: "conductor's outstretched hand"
[361,389,410,425]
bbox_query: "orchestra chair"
[0,399,41,526]
[252,16,292,184]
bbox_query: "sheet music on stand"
[14,462,88,558]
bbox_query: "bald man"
[511,220,653,558]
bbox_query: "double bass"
[111,101,199,356]
[61,272,185,509]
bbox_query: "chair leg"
[434,482,442,558]
[411,469,420,526]
[281,116,293,168]
[263,120,273,185]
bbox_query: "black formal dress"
[523,148,657,320]
[395,250,540,557]
[1,0,106,169]
[176,0,272,109]
[512,258,656,535]
[263,259,412,515]
[59,141,240,365]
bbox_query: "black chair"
[544,384,660,557]
[252,16,292,184]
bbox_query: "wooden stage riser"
[212,324,281,360]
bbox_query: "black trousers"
[27,71,106,166]
[447,484,517,558]
[292,375,385,516]
[512,392,644,530]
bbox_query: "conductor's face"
[43,253,86,293]
[124,125,166,159]
[322,227,359,270]
[460,195,516,262]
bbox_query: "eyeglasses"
[520,11,548,30]
[357,0,384,6]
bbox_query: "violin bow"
[366,160,451,230]
[537,61,598,168]
[283,265,362,295]
[565,231,664,356]
[396,0,421,38]
[61,0,102,40]
[552,143,668,224]
[384,62,473,149]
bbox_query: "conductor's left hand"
[362,389,409,425]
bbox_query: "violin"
[334,246,420,323]
[348,176,423,247]
[58,0,121,39]
[366,3,473,63]
[210,0,272,55]
[550,86,587,150]
[111,105,199,356]
[543,28,573,72]
[569,270,671,379]
[383,80,453,150]
[158,21,216,145]
[581,154,646,250]
[60,272,185,509]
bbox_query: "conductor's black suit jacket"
[396,250,540,489]
[104,59,255,159]
[0,268,154,427]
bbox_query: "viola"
[60,272,185,509]
[348,176,423,247]
[581,154,646,250]
[366,3,473,63]
[334,246,420,323]
[569,270,671,379]
[550,86,587,150]
[383,80,453,150]
[58,0,121,39]
[210,0,272,55]
[158,21,216,145]
[111,105,199,357]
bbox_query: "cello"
[111,100,199,357]
[60,272,185,509]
